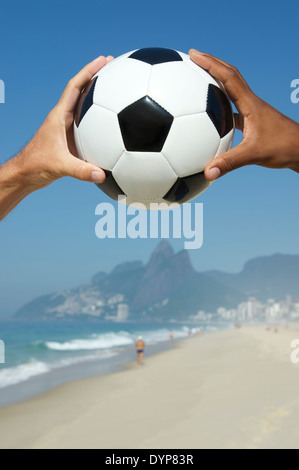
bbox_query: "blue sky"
[0,0,298,316]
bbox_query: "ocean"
[0,320,216,407]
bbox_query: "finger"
[106,55,114,62]
[59,56,107,113]
[204,143,255,181]
[189,49,249,87]
[60,153,106,183]
[234,113,243,131]
[189,50,249,87]
[189,50,255,114]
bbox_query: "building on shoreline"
[189,295,299,323]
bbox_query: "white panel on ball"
[113,152,177,202]
[162,113,220,177]
[78,105,125,170]
[216,129,235,156]
[124,197,168,210]
[148,62,209,117]
[92,51,136,79]
[93,58,151,114]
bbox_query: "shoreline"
[0,334,182,408]
[0,319,213,408]
[1,324,299,448]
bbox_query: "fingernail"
[91,170,105,183]
[206,167,221,181]
[93,55,105,63]
[190,49,202,56]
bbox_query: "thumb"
[204,143,253,181]
[61,154,106,183]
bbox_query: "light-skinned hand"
[0,55,113,220]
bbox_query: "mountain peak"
[130,242,196,311]
[151,240,174,258]
[144,241,174,280]
[172,249,196,274]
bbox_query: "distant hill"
[206,253,299,301]
[14,243,299,321]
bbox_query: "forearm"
[284,117,299,173]
[0,155,33,221]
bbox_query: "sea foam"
[45,332,134,351]
[0,350,117,388]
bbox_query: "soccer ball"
[74,47,234,208]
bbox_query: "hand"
[16,55,114,190]
[189,49,299,181]
[0,55,113,220]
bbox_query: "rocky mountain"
[14,241,241,321]
[14,243,299,321]
[206,253,299,301]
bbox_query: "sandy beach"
[0,325,299,449]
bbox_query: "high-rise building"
[116,303,129,322]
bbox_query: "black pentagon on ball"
[75,76,98,127]
[96,170,126,202]
[118,96,173,152]
[129,47,183,66]
[163,171,210,204]
[206,84,234,138]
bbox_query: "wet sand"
[0,325,299,449]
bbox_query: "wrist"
[287,123,299,173]
[0,154,36,221]
[0,153,36,197]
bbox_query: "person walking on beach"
[169,330,173,344]
[136,336,145,365]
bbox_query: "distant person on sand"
[169,331,173,344]
[136,336,145,365]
